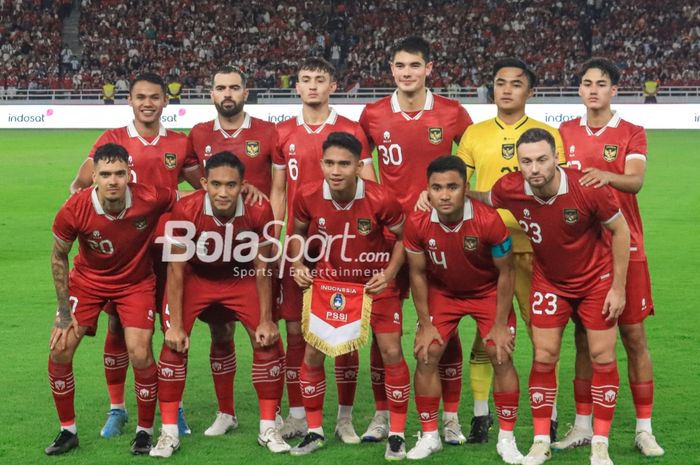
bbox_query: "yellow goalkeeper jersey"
[457,114,566,253]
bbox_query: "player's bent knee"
[379,344,403,364]
[533,348,560,364]
[619,324,648,352]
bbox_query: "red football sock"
[574,378,593,415]
[104,327,128,406]
[630,381,653,419]
[438,334,463,414]
[210,340,236,416]
[49,359,75,427]
[591,361,619,438]
[157,345,187,425]
[252,340,284,421]
[494,390,519,432]
[300,362,326,430]
[134,364,158,429]
[285,332,305,409]
[415,395,440,433]
[384,360,410,433]
[529,361,557,437]
[335,351,358,408]
[370,339,388,411]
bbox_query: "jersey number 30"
[379,144,403,166]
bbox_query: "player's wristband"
[491,236,512,258]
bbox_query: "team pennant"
[302,279,372,357]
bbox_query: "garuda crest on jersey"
[563,208,579,224]
[357,218,372,235]
[502,144,515,160]
[164,152,177,170]
[245,140,261,158]
[463,236,478,251]
[428,127,443,145]
[603,144,618,162]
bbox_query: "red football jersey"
[559,113,647,259]
[360,90,473,212]
[187,114,277,196]
[273,109,372,226]
[404,199,509,298]
[52,184,177,292]
[293,178,404,284]
[88,122,198,189]
[490,168,622,297]
[167,190,274,279]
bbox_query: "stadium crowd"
[1,1,699,90]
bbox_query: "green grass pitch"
[1,129,698,464]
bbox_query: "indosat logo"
[161,108,187,123]
[543,112,578,124]
[7,108,54,123]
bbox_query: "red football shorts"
[370,286,403,334]
[68,278,156,335]
[618,259,654,325]
[428,289,517,343]
[162,273,261,334]
[530,278,616,330]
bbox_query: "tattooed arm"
[49,238,79,350]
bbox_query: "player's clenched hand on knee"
[49,311,80,351]
[413,322,444,364]
[165,326,189,353]
[255,320,280,347]
[483,323,515,365]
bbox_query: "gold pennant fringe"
[301,283,372,357]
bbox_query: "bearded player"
[470,128,630,465]
[187,65,278,436]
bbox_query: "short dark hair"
[427,156,467,184]
[212,65,248,87]
[493,57,537,88]
[298,57,336,81]
[391,36,431,62]
[93,143,129,166]
[516,128,556,154]
[579,57,621,85]
[322,132,362,158]
[129,72,167,95]
[205,151,245,179]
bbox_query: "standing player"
[470,128,630,465]
[187,65,278,436]
[272,58,375,443]
[149,152,288,457]
[359,36,473,445]
[46,144,177,455]
[69,73,200,438]
[286,132,411,460]
[554,58,663,457]
[455,58,565,443]
[404,156,522,464]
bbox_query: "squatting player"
[46,144,177,456]
[359,36,473,444]
[69,73,199,438]
[554,57,663,457]
[470,128,630,465]
[404,156,522,464]
[149,152,288,457]
[455,58,565,443]
[272,58,375,443]
[187,65,278,437]
[287,132,410,460]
